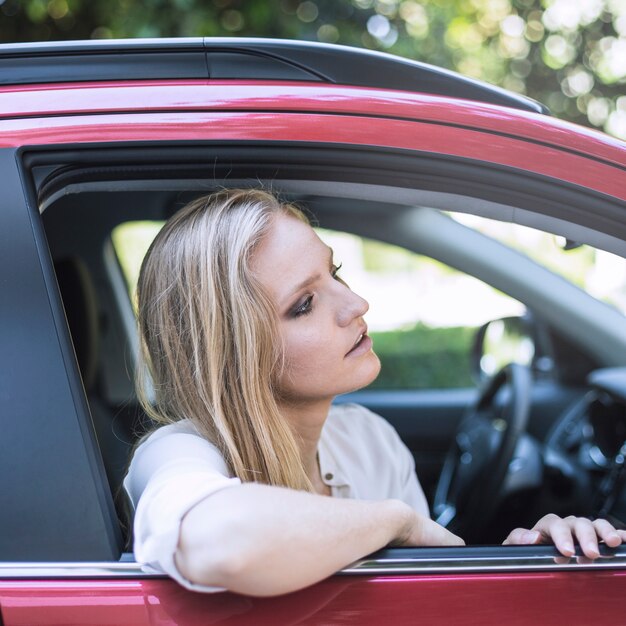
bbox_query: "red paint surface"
[1,570,625,625]
[1,111,624,201]
[0,81,622,166]
[0,80,622,166]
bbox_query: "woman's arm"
[175,483,463,596]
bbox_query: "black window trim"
[0,147,122,562]
[20,142,625,237]
[0,38,547,115]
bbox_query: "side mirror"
[472,313,554,381]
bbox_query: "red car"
[0,38,625,624]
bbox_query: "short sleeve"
[124,425,241,592]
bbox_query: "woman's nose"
[337,287,369,327]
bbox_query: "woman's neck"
[278,397,333,494]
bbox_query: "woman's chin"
[278,351,382,402]
[345,351,381,393]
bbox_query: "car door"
[2,40,626,623]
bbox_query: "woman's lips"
[345,333,373,357]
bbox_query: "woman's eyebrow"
[283,246,334,304]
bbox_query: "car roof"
[0,37,548,114]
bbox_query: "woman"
[124,188,625,597]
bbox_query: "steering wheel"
[433,363,532,540]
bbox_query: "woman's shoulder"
[131,419,210,459]
[125,419,236,505]
[129,420,231,480]
[138,418,203,445]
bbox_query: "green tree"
[1,0,624,138]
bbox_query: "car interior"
[37,149,626,554]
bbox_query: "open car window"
[112,220,525,391]
[9,131,622,571]
[451,212,626,317]
[111,210,618,392]
[100,197,626,547]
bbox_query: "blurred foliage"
[369,323,475,388]
[1,0,625,138]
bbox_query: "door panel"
[3,568,625,626]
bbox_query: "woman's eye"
[293,295,314,317]
[331,262,343,279]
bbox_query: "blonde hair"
[136,188,313,491]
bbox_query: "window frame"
[5,138,624,574]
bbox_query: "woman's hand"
[503,514,626,558]
[391,502,465,548]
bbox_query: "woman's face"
[252,212,381,404]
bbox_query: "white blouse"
[124,402,429,592]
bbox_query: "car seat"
[54,256,134,546]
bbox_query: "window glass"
[450,213,626,316]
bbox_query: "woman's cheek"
[285,329,327,371]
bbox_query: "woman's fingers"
[502,527,540,546]
[503,515,625,559]
[571,517,600,558]
[534,514,576,557]
[412,514,466,547]
[391,505,465,547]
[593,519,625,547]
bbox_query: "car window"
[451,213,626,316]
[112,211,626,391]
[111,220,523,390]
